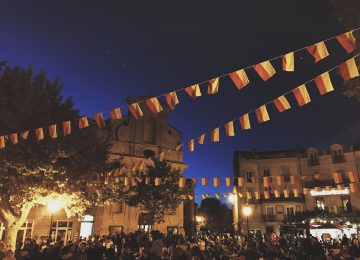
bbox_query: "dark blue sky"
[1,0,360,205]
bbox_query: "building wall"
[233,145,360,235]
[1,97,194,243]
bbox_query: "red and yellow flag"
[35,128,44,140]
[255,191,260,200]
[155,178,161,186]
[94,113,106,128]
[179,178,186,188]
[290,175,298,185]
[307,41,329,63]
[201,178,208,186]
[188,139,194,152]
[238,177,245,187]
[314,72,334,95]
[303,188,310,195]
[224,121,235,137]
[339,58,359,80]
[128,103,144,119]
[110,108,122,120]
[176,144,183,151]
[185,84,202,99]
[277,176,284,186]
[197,134,205,144]
[9,133,18,145]
[246,192,252,199]
[337,184,344,191]
[273,95,291,113]
[79,117,89,129]
[20,130,29,140]
[0,136,5,148]
[255,105,270,123]
[207,78,219,94]
[348,172,359,183]
[146,97,163,113]
[165,92,179,110]
[282,52,294,72]
[263,176,271,187]
[239,114,251,130]
[48,124,57,139]
[63,121,71,136]
[213,178,220,187]
[336,31,356,53]
[264,191,270,199]
[226,178,231,187]
[293,188,299,197]
[211,128,220,142]
[350,183,358,192]
[229,69,250,90]
[274,190,281,198]
[293,84,311,106]
[215,193,221,199]
[333,173,343,184]
[253,60,276,81]
[284,190,290,198]
[145,177,151,185]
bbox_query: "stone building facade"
[0,97,194,244]
[232,144,360,235]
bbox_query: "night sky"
[1,1,360,206]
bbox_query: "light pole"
[242,206,252,234]
[47,199,62,242]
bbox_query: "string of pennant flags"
[180,54,360,152]
[0,29,359,149]
[102,171,360,200]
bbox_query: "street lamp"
[242,206,252,234]
[47,199,62,242]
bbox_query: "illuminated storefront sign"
[310,188,349,196]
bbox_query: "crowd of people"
[0,230,360,259]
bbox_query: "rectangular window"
[341,196,352,212]
[285,206,295,216]
[263,169,271,177]
[50,221,73,243]
[245,170,253,183]
[281,166,291,182]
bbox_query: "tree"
[123,158,188,223]
[329,0,360,99]
[0,62,121,249]
[197,198,233,233]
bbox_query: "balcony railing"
[263,214,277,222]
[332,155,346,163]
[308,158,320,166]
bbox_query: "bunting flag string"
[101,174,360,200]
[180,54,360,152]
[0,29,359,148]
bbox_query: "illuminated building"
[232,144,360,235]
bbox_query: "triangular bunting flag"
[229,69,250,90]
[211,128,220,142]
[197,134,205,144]
[336,31,356,53]
[110,108,122,120]
[224,121,235,137]
[48,124,58,139]
[282,52,294,72]
[207,78,219,94]
[314,72,334,95]
[94,113,106,128]
[0,136,5,148]
[63,121,71,136]
[293,85,311,106]
[35,128,44,140]
[239,114,251,130]
[188,139,194,152]
[128,103,144,119]
[255,105,270,123]
[146,97,163,113]
[165,92,179,110]
[253,60,276,81]
[273,95,291,113]
[339,58,359,80]
[185,84,202,99]
[9,133,18,145]
[79,117,89,129]
[307,41,329,63]
[20,130,29,140]
[201,178,208,186]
